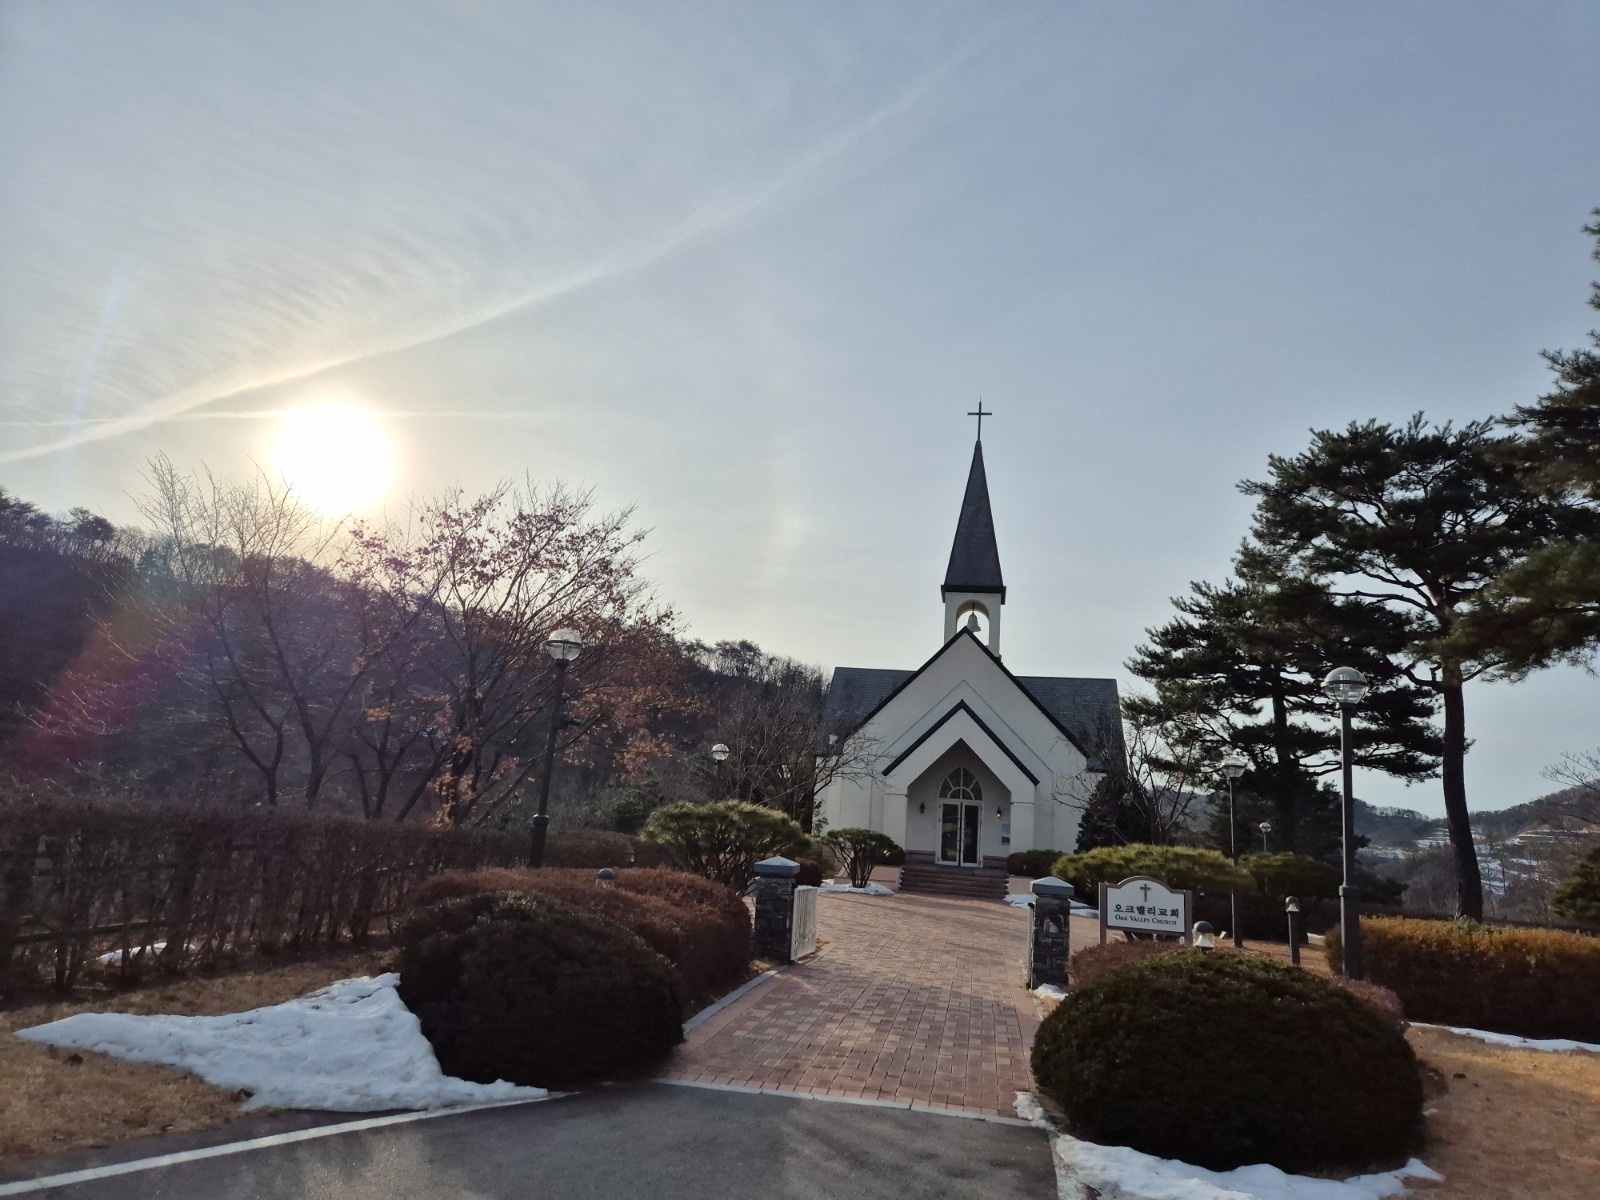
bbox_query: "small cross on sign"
[1139,883,1152,903]
[968,401,992,440]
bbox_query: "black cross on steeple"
[968,401,992,441]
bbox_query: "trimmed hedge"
[396,892,683,1087]
[0,791,523,994]
[413,866,751,1002]
[1326,916,1600,1042]
[1033,953,1423,1172]
[1006,849,1063,878]
[542,830,674,869]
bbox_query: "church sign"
[1098,876,1191,942]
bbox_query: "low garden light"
[1192,920,1216,952]
[710,743,730,763]
[1321,665,1368,980]
[1218,753,1248,950]
[529,628,584,868]
[597,868,616,888]
[1285,895,1302,966]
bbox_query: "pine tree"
[1455,212,1600,673]
[1128,567,1438,858]
[1242,415,1599,919]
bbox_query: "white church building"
[816,435,1123,898]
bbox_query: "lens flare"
[271,405,393,513]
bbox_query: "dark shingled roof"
[823,661,1125,772]
[942,441,1005,600]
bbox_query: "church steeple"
[942,437,1005,653]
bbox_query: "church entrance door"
[938,801,981,867]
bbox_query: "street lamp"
[528,628,583,868]
[710,742,730,799]
[1285,896,1302,967]
[1322,665,1369,979]
[1259,821,1273,854]
[1219,753,1248,949]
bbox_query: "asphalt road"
[6,1084,1056,1200]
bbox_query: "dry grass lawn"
[0,944,393,1167]
[1410,1026,1600,1200]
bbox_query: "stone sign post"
[1027,876,1075,989]
[1098,875,1191,943]
[752,856,801,963]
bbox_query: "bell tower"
[942,425,1005,654]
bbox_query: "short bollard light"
[597,868,616,888]
[1192,920,1217,952]
[1285,895,1302,966]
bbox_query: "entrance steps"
[897,860,1010,901]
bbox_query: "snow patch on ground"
[95,941,167,965]
[1004,893,1098,917]
[1032,984,1067,1002]
[1411,1022,1600,1055]
[1015,1091,1439,1200]
[819,883,894,896]
[15,973,548,1112]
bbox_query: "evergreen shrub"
[1550,847,1600,927]
[822,828,902,889]
[1052,844,1251,896]
[395,892,683,1087]
[1326,916,1600,1042]
[642,801,808,889]
[795,858,827,887]
[1005,849,1063,877]
[542,830,638,868]
[1032,953,1423,1172]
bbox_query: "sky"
[2,2,1598,816]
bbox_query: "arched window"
[938,767,983,803]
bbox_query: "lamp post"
[1322,665,1369,979]
[710,742,730,800]
[1259,821,1273,854]
[1285,896,1302,967]
[1219,753,1248,949]
[528,628,583,868]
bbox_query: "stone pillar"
[883,789,909,848]
[752,856,800,964]
[1028,876,1075,989]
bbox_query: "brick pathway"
[659,892,1039,1117]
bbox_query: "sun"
[271,406,394,514]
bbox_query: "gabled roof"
[942,440,1005,600]
[823,628,1125,771]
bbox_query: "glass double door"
[939,801,981,866]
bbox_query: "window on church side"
[938,767,983,803]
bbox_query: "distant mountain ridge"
[1356,787,1595,849]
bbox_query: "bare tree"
[1058,703,1209,846]
[1540,750,1600,829]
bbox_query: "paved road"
[8,1084,1055,1200]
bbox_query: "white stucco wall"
[818,633,1102,857]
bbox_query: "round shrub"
[1053,844,1252,897]
[822,828,902,889]
[1032,952,1423,1173]
[1067,938,1184,990]
[395,892,683,1088]
[792,858,826,887]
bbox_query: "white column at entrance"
[1010,799,1036,852]
[883,789,909,848]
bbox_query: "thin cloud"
[1,35,990,466]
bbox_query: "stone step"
[898,865,1010,900]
